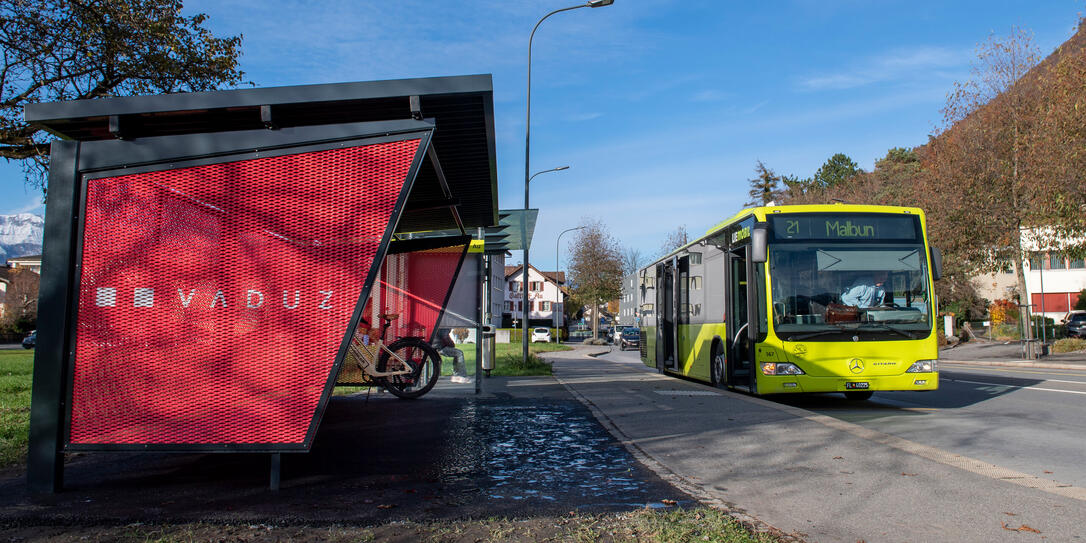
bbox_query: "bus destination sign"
[769,214,920,242]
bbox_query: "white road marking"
[949,378,1086,395]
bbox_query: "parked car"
[1066,312,1086,338]
[531,327,552,343]
[21,330,35,349]
[619,328,640,351]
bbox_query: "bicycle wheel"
[376,337,441,399]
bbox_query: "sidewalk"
[939,340,1086,370]
[0,373,686,527]
[545,348,1086,543]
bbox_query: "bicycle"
[349,313,441,399]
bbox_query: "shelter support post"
[269,453,281,491]
[28,140,81,494]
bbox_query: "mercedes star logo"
[849,358,864,374]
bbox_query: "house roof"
[504,264,564,284]
[7,255,42,262]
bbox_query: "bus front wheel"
[844,391,873,401]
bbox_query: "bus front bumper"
[757,372,939,394]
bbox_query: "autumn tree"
[919,26,1055,311]
[567,219,623,340]
[0,0,246,192]
[660,225,689,256]
[745,160,782,207]
[1,268,39,334]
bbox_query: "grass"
[440,341,571,377]
[1051,337,1086,353]
[0,349,33,469]
[2,508,782,542]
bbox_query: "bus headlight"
[762,362,805,375]
[906,360,936,373]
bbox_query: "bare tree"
[622,246,644,275]
[660,225,689,257]
[567,219,623,340]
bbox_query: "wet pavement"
[0,374,690,526]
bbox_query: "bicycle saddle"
[378,313,400,321]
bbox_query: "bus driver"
[841,272,887,308]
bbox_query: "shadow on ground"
[0,378,690,526]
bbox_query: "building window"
[690,276,702,290]
[1050,254,1066,270]
[688,252,702,265]
[1071,259,1085,269]
[1029,255,1042,269]
[540,301,551,311]
[529,281,543,291]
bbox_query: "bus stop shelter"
[24,75,498,493]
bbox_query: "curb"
[939,359,1086,370]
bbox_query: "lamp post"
[522,0,614,364]
[555,225,587,342]
[520,165,569,346]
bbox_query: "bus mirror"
[930,247,943,280]
[751,223,768,263]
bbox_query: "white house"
[503,264,566,328]
[972,229,1086,320]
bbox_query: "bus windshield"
[769,242,932,341]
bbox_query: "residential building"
[503,264,565,328]
[7,254,42,274]
[618,273,638,326]
[972,229,1086,320]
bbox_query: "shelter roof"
[25,75,498,231]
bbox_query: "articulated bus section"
[639,204,941,399]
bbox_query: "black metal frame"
[29,120,441,495]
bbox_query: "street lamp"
[522,0,614,364]
[520,165,569,347]
[555,225,587,342]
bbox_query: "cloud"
[565,112,604,122]
[690,89,728,102]
[799,45,968,91]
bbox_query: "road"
[595,347,1086,489]
[578,345,1086,541]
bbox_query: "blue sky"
[6,1,1083,267]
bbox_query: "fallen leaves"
[900,472,917,477]
[661,499,677,506]
[1001,522,1041,533]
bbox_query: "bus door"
[655,260,679,371]
[725,247,755,390]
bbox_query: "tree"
[0,0,245,192]
[1,268,38,333]
[621,247,644,276]
[567,219,623,341]
[1076,289,1086,312]
[745,160,781,207]
[919,27,1051,313]
[812,153,862,189]
[660,225,689,256]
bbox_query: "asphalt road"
[596,348,1086,488]
[584,346,1086,541]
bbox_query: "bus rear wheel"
[844,391,873,401]
[710,346,725,387]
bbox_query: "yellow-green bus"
[638,204,941,400]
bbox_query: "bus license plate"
[845,382,869,390]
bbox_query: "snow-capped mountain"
[0,213,44,260]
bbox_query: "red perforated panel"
[365,245,467,342]
[70,139,421,445]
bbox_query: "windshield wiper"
[858,323,917,339]
[787,325,849,341]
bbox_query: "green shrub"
[991,323,1021,340]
